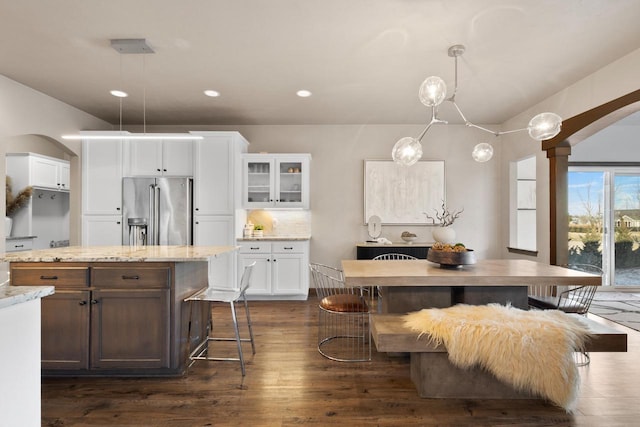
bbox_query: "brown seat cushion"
[320,294,369,313]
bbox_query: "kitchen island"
[2,245,238,377]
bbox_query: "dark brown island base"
[3,245,237,377]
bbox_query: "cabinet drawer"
[11,266,90,288]
[272,241,307,253]
[5,239,34,252]
[92,266,170,289]
[239,242,271,254]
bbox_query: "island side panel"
[173,261,209,371]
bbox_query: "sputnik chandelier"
[392,45,562,166]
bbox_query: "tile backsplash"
[246,210,311,236]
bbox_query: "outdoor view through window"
[568,169,640,286]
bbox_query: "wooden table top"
[341,259,602,287]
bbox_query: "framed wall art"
[364,159,445,224]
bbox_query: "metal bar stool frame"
[185,262,256,376]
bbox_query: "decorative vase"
[5,216,12,237]
[432,226,456,244]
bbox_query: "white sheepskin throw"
[403,304,592,411]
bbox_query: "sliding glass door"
[568,167,640,287]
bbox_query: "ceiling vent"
[110,38,155,54]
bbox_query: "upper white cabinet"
[82,139,123,215]
[242,154,311,209]
[193,132,248,215]
[7,153,71,192]
[128,139,193,177]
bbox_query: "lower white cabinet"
[82,216,122,246]
[238,240,309,300]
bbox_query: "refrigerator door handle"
[148,184,155,245]
[154,184,161,245]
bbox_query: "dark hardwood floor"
[42,299,640,426]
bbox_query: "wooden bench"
[371,313,627,399]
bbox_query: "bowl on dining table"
[427,248,476,268]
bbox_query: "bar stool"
[185,262,256,376]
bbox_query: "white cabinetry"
[128,139,193,177]
[7,153,71,192]
[238,240,309,300]
[192,132,248,289]
[81,139,123,245]
[242,154,311,209]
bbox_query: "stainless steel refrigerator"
[122,177,193,245]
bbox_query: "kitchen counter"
[238,235,311,241]
[0,282,54,310]
[0,245,238,262]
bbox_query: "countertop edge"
[0,284,55,310]
[237,236,311,241]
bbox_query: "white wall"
[570,123,640,162]
[0,74,110,242]
[145,124,502,268]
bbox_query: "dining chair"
[309,262,371,362]
[528,263,601,366]
[372,253,418,313]
[184,262,256,376]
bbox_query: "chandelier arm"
[416,121,435,142]
[465,122,501,137]
[493,127,529,136]
[448,52,460,102]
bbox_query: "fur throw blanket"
[403,304,592,411]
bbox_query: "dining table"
[341,259,601,313]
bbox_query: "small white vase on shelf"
[432,226,455,244]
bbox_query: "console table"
[356,243,431,260]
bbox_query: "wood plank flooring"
[42,299,640,426]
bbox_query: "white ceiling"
[1,0,640,127]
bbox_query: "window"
[510,156,537,253]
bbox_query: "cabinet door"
[275,158,307,208]
[162,140,193,176]
[194,215,235,288]
[90,288,170,369]
[240,254,271,295]
[30,156,59,189]
[41,290,90,370]
[129,139,163,176]
[82,215,123,246]
[59,162,71,191]
[243,158,275,208]
[82,140,123,214]
[194,138,233,215]
[271,253,306,295]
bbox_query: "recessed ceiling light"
[296,90,312,97]
[204,90,220,97]
[110,90,128,98]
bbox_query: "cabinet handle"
[40,275,58,280]
[195,208,199,211]
[163,169,167,172]
[79,301,87,306]
[122,275,140,280]
[117,221,121,224]
[14,244,24,248]
[270,199,273,202]
[90,299,99,305]
[284,247,293,250]
[250,247,260,250]
[273,258,277,262]
[117,207,121,211]
[157,168,161,172]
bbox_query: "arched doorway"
[543,89,640,267]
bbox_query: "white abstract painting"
[364,160,445,224]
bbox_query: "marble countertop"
[357,241,433,246]
[237,235,311,241]
[0,245,239,263]
[0,282,54,310]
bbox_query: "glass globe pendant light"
[471,142,494,162]
[418,76,447,107]
[392,136,423,166]
[528,112,562,140]
[392,44,563,166]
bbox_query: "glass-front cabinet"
[242,154,311,209]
